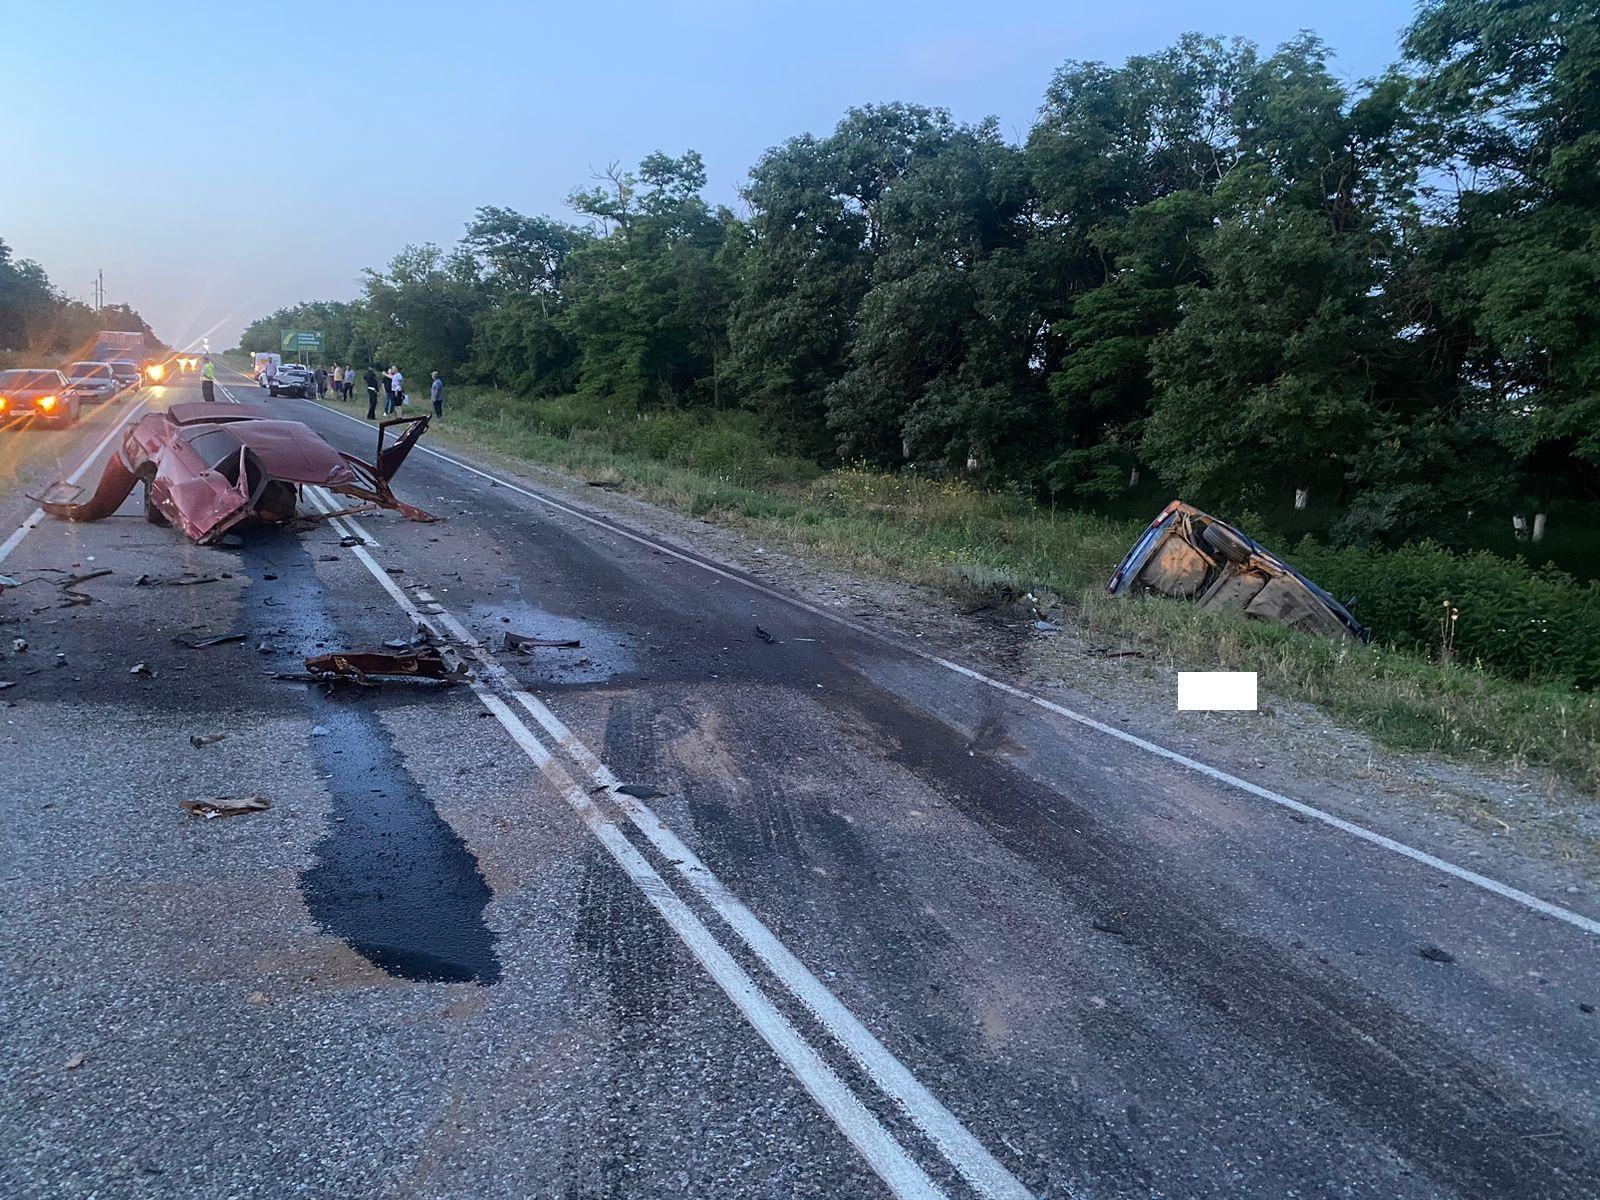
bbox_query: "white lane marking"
[296,485,977,1200]
[0,395,150,566]
[281,388,1600,940]
[344,529,1036,1200]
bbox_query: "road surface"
[1,367,1595,1199]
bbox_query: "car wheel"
[1201,521,1253,564]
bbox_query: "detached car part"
[1108,501,1369,643]
[38,404,437,544]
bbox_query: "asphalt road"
[1,366,1595,1200]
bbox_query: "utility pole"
[91,270,104,316]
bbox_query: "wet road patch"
[235,533,501,984]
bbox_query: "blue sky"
[4,0,1418,350]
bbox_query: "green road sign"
[281,330,325,351]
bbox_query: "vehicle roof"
[158,406,352,483]
[68,360,113,367]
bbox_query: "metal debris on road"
[1419,944,1456,964]
[754,625,777,644]
[503,631,581,652]
[615,784,668,800]
[339,535,367,548]
[136,572,222,588]
[12,638,28,652]
[304,645,468,682]
[64,1053,86,1071]
[189,732,227,748]
[172,633,247,649]
[129,662,155,677]
[180,794,272,819]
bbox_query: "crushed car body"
[38,404,437,544]
[1108,501,1369,643]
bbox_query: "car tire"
[1201,521,1253,564]
[142,473,169,526]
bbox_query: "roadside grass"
[416,385,1600,797]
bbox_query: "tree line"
[0,240,161,365]
[234,0,1599,547]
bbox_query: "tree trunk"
[1128,465,1140,487]
[1532,512,1547,543]
[1294,486,1310,510]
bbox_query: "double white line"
[211,374,1036,1199]
[294,487,1037,1200]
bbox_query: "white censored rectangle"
[1177,671,1258,711]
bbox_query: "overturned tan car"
[1108,501,1368,642]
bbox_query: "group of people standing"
[312,362,444,421]
[315,364,358,404]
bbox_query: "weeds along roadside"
[337,383,1600,799]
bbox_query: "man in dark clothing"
[314,367,327,399]
[363,367,381,419]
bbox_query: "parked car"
[268,363,314,398]
[0,368,78,426]
[1107,500,1369,642]
[107,360,143,392]
[63,361,120,404]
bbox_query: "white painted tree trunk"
[1294,487,1309,510]
[1128,466,1140,486]
[1533,512,1547,543]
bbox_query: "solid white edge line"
[0,392,150,566]
[296,485,960,1200]
[280,386,1600,941]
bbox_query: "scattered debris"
[172,633,246,649]
[503,631,581,652]
[0,681,15,690]
[136,572,222,588]
[248,991,269,1006]
[1108,501,1369,642]
[587,479,622,490]
[754,625,777,644]
[304,646,467,682]
[339,535,367,548]
[39,405,437,545]
[189,732,227,748]
[180,794,272,819]
[129,662,155,677]
[64,1052,86,1071]
[615,784,668,800]
[311,724,330,736]
[1418,944,1456,964]
[12,638,27,652]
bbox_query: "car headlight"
[147,364,166,382]
[38,395,58,411]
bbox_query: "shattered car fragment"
[304,645,467,682]
[38,404,437,545]
[1108,501,1368,642]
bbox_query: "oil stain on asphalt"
[239,533,501,985]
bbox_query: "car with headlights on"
[63,361,120,405]
[0,368,78,426]
[107,360,143,392]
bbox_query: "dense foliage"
[0,238,161,365]
[233,0,1599,548]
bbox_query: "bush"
[1291,540,1600,688]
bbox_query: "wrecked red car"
[39,403,436,544]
